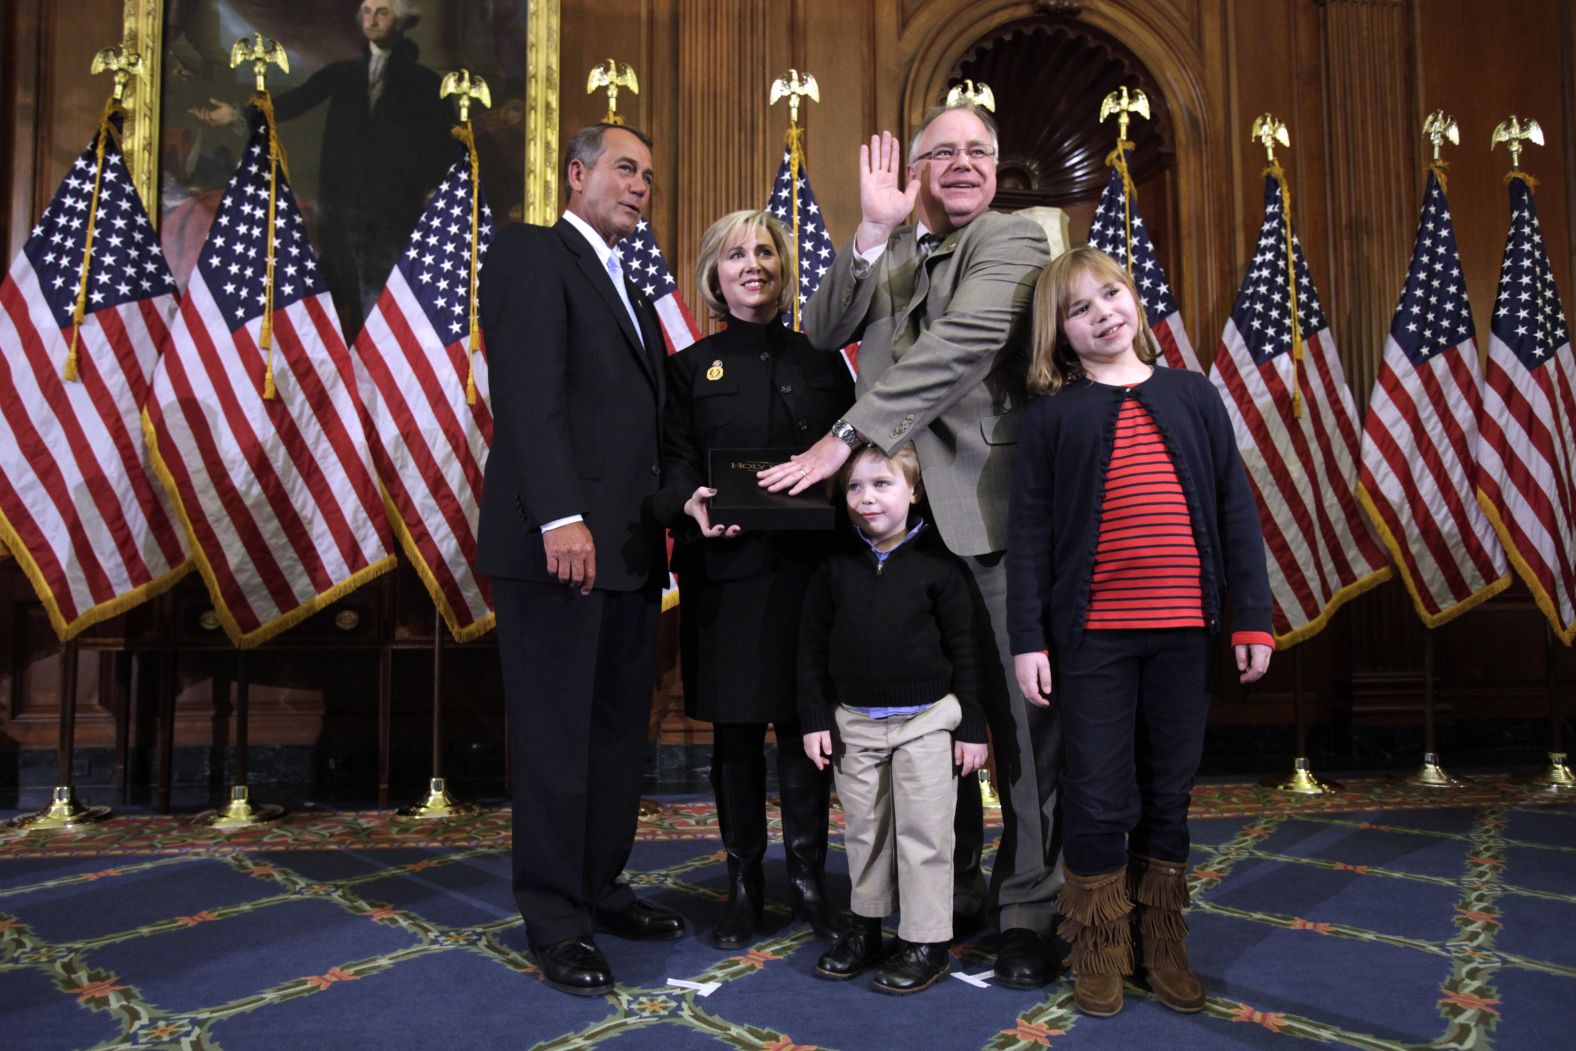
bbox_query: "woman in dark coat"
[652,210,853,948]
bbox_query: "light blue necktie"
[606,250,644,347]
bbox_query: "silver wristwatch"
[829,418,862,448]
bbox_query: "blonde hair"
[693,210,793,321]
[836,443,924,500]
[1027,246,1158,396]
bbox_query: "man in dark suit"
[477,122,684,997]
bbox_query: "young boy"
[798,444,989,994]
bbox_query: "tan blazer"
[803,210,1051,556]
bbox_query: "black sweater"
[1006,365,1274,655]
[797,528,987,743]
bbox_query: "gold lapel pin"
[705,360,724,381]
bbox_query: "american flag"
[1087,153,1202,371]
[354,146,494,641]
[766,147,857,375]
[1358,171,1508,625]
[144,109,395,647]
[1208,174,1391,644]
[1476,175,1576,644]
[616,218,697,354]
[0,113,190,640]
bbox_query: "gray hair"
[562,123,655,201]
[907,104,1001,163]
[357,1,421,30]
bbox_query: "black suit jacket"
[476,219,667,591]
[652,318,853,583]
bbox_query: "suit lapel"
[556,221,658,388]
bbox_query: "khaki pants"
[833,696,960,944]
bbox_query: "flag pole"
[770,69,820,332]
[1406,630,1464,788]
[1538,622,1576,791]
[1485,116,1573,792]
[397,72,493,823]
[1404,113,1466,791]
[7,639,113,833]
[1263,646,1339,795]
[195,649,283,830]
[1098,86,1150,276]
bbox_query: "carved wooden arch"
[897,0,1229,355]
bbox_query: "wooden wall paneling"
[675,0,790,334]
[796,0,877,251]
[1411,0,1576,719]
[1417,0,1571,341]
[1318,0,1424,703]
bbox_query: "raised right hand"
[854,131,920,252]
[1014,651,1053,708]
[683,486,741,538]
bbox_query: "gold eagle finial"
[768,69,820,128]
[944,80,995,112]
[1422,110,1459,164]
[90,44,147,102]
[1251,113,1291,163]
[440,69,492,124]
[1098,86,1150,143]
[586,60,639,125]
[1491,115,1544,172]
[229,33,289,93]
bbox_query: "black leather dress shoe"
[594,899,688,941]
[994,927,1056,989]
[872,940,950,994]
[815,916,885,979]
[528,937,614,996]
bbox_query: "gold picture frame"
[116,0,559,228]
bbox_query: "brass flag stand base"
[1407,752,1465,789]
[1537,752,1576,793]
[396,778,479,821]
[637,799,665,818]
[1264,757,1340,795]
[194,786,284,831]
[7,786,111,833]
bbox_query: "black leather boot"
[776,751,847,939]
[816,915,885,979]
[709,759,767,950]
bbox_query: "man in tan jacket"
[760,102,1061,987]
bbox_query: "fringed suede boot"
[1128,853,1205,1012]
[708,759,767,950]
[1056,865,1132,1017]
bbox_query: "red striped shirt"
[1086,397,1205,630]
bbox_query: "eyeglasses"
[912,144,996,164]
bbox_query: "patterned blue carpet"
[2,778,1574,1049]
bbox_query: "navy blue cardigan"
[1005,365,1274,655]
